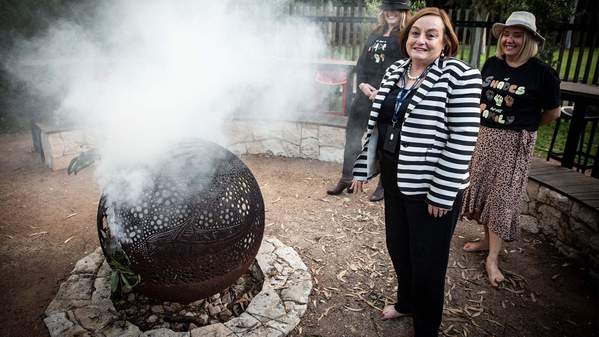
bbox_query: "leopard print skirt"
[461,126,536,242]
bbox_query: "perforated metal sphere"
[97,140,265,303]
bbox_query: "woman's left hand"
[428,204,448,218]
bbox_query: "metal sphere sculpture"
[97,140,265,303]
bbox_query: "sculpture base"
[44,237,312,337]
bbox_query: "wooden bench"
[529,158,599,210]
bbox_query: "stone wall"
[222,115,347,164]
[521,180,599,274]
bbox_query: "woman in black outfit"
[326,0,410,202]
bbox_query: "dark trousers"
[380,151,462,337]
[340,93,372,182]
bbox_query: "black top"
[377,84,415,154]
[480,56,561,131]
[356,33,405,87]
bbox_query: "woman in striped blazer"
[350,8,482,337]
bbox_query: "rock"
[128,293,136,302]
[44,312,85,337]
[284,301,307,315]
[101,321,142,337]
[92,277,112,303]
[242,326,283,337]
[207,303,222,316]
[246,289,285,323]
[538,187,572,213]
[218,308,233,321]
[571,203,599,231]
[73,305,117,331]
[189,323,198,330]
[318,125,345,147]
[151,305,165,313]
[319,146,344,163]
[54,274,95,301]
[527,180,540,200]
[72,248,104,275]
[221,292,232,305]
[141,328,190,337]
[519,215,539,234]
[537,205,562,234]
[197,313,210,325]
[265,314,301,335]
[147,315,159,323]
[97,260,112,278]
[188,299,204,308]
[190,323,234,337]
[224,312,260,334]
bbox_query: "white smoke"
[5,0,326,195]
[4,0,327,242]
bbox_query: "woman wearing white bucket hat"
[461,11,562,287]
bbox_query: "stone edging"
[223,117,347,164]
[44,237,312,337]
[520,181,599,274]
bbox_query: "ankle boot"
[369,183,384,202]
[327,181,351,195]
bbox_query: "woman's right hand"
[350,179,367,194]
[359,83,377,100]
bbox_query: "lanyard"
[391,63,431,128]
[392,88,412,127]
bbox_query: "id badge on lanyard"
[383,88,411,153]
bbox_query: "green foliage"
[107,252,141,296]
[451,0,575,66]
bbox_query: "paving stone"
[55,274,95,301]
[246,289,286,323]
[141,328,189,337]
[242,325,283,337]
[265,314,301,335]
[223,312,261,334]
[190,323,234,337]
[73,305,117,331]
[274,246,307,271]
[92,277,112,303]
[72,247,104,274]
[44,312,87,337]
[101,321,142,337]
[283,301,307,316]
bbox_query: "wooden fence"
[288,3,599,84]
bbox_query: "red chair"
[315,69,348,116]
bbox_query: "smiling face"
[500,27,525,59]
[406,15,446,66]
[383,10,403,28]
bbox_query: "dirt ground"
[0,132,598,337]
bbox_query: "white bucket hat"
[492,11,545,48]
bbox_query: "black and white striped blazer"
[352,57,482,209]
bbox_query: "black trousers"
[340,93,372,182]
[380,149,462,337]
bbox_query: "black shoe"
[327,181,351,195]
[369,184,384,202]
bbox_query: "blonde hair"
[373,10,411,37]
[496,29,539,63]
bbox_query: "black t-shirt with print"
[479,56,561,131]
[356,33,404,87]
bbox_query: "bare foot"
[463,239,489,252]
[485,257,505,287]
[380,305,411,321]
